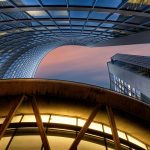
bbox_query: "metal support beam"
[31,96,51,150]
[106,105,121,150]
[69,105,100,150]
[0,95,26,140]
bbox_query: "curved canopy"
[0,0,150,78]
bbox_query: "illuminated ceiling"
[0,0,150,78]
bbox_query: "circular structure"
[0,0,150,78]
[0,79,149,150]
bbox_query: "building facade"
[107,53,150,104]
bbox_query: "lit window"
[103,125,112,134]
[50,115,76,125]
[26,11,49,18]
[89,122,103,132]
[49,10,68,18]
[11,115,22,123]
[118,131,127,140]
[78,119,86,127]
[127,135,147,149]
[0,117,5,124]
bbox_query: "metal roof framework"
[0,0,150,78]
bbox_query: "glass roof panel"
[0,0,13,7]
[71,21,85,25]
[95,0,123,8]
[70,11,89,18]
[49,10,68,18]
[55,21,70,25]
[41,0,67,5]
[86,21,100,26]
[31,22,40,26]
[40,21,55,25]
[126,16,150,24]
[12,0,40,6]
[26,11,50,18]
[5,12,30,19]
[101,23,114,28]
[108,13,120,21]
[0,13,13,21]
[69,0,93,6]
[89,12,110,20]
[96,28,107,31]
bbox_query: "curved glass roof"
[0,0,150,78]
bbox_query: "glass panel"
[101,23,114,28]
[95,0,123,8]
[127,135,147,149]
[69,0,93,6]
[26,11,50,18]
[49,10,68,18]
[0,117,5,124]
[71,21,85,25]
[118,131,127,140]
[86,21,100,26]
[89,12,110,20]
[21,115,36,122]
[41,0,66,5]
[41,115,50,122]
[11,115,22,123]
[21,115,49,123]
[50,115,76,125]
[108,13,120,21]
[103,125,112,134]
[56,21,70,25]
[0,137,11,149]
[89,122,103,132]
[12,0,40,6]
[40,21,55,25]
[70,11,89,18]
[78,118,86,126]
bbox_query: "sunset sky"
[35,44,150,88]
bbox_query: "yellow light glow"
[21,115,36,122]
[127,135,147,149]
[0,117,5,124]
[89,122,103,132]
[26,11,47,17]
[21,115,49,123]
[11,115,22,123]
[50,115,76,125]
[78,119,103,131]
[41,115,49,122]
[103,125,112,134]
[128,0,150,5]
[118,131,127,140]
[0,32,7,36]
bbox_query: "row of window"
[110,74,141,99]
[0,113,148,149]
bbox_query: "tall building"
[0,0,150,78]
[107,53,150,104]
[0,79,149,150]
